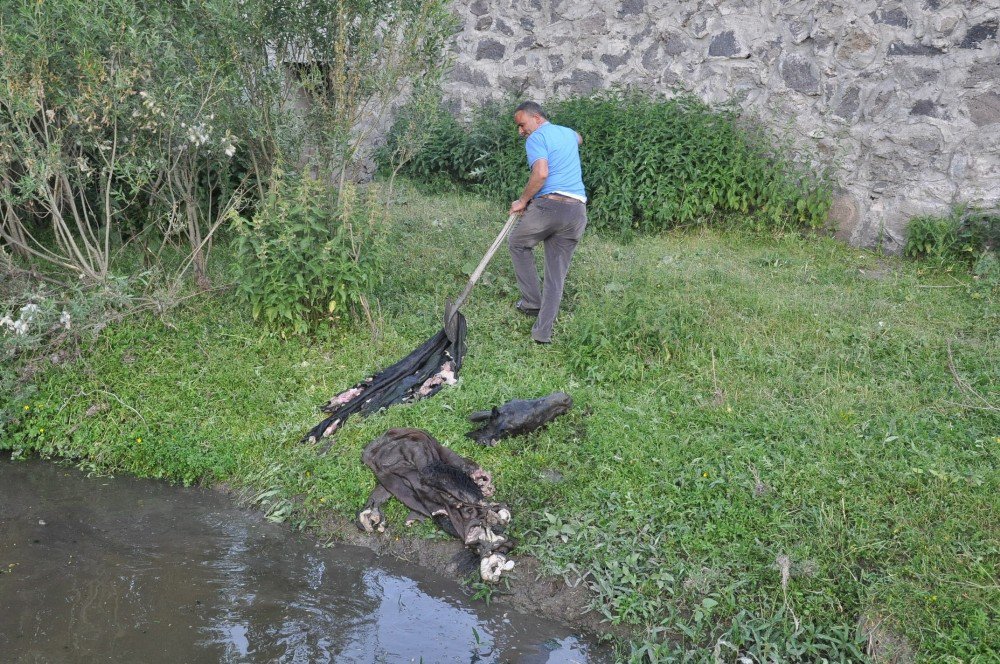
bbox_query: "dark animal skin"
[357,428,514,576]
[303,312,467,449]
[466,392,573,446]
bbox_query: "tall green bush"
[383,92,832,234]
[233,172,375,336]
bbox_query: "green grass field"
[4,184,998,661]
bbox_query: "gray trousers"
[507,197,587,343]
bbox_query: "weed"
[232,172,376,335]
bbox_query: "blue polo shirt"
[525,121,586,202]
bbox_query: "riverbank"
[0,453,608,662]
[3,185,997,660]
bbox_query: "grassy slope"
[5,184,998,660]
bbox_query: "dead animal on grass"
[357,428,515,582]
[466,392,573,446]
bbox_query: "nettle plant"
[233,171,375,336]
[387,92,833,235]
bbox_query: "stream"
[0,455,610,663]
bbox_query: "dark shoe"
[515,301,539,317]
[532,337,551,345]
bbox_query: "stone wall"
[444,0,1000,249]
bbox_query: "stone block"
[451,63,489,86]
[601,52,630,72]
[470,0,489,17]
[780,54,821,95]
[835,26,881,68]
[833,86,861,120]
[520,17,535,31]
[967,92,1000,126]
[495,18,515,37]
[931,9,963,35]
[619,0,646,18]
[789,17,814,44]
[662,30,691,55]
[828,191,862,243]
[642,42,662,70]
[475,16,492,31]
[910,99,940,117]
[708,30,750,58]
[557,69,603,95]
[959,19,998,49]
[887,41,945,56]
[871,7,909,28]
[476,39,506,61]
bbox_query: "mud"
[0,455,613,663]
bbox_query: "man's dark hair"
[515,101,548,119]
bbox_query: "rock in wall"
[445,0,1000,250]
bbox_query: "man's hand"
[509,199,527,215]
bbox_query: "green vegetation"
[1,0,452,286]
[232,173,378,334]
[904,208,999,297]
[4,184,997,662]
[383,93,832,235]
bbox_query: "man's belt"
[538,193,584,204]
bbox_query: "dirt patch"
[858,613,916,663]
[857,258,898,281]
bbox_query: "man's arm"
[575,131,583,146]
[509,159,548,214]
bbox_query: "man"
[508,101,587,344]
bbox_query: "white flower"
[45,109,55,122]
[76,156,92,175]
[12,320,28,335]
[59,310,71,330]
[19,303,39,320]
[0,315,13,330]
[224,145,236,157]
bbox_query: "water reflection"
[0,457,606,663]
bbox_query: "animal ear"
[468,409,490,422]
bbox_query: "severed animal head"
[466,391,574,446]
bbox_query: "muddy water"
[0,457,609,663]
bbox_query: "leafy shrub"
[383,92,832,234]
[905,208,999,293]
[904,208,999,261]
[233,172,375,335]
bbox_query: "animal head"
[544,391,573,415]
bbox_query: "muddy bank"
[0,455,613,663]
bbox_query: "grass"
[3,182,998,661]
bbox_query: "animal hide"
[357,428,515,582]
[466,392,573,446]
[303,313,467,448]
